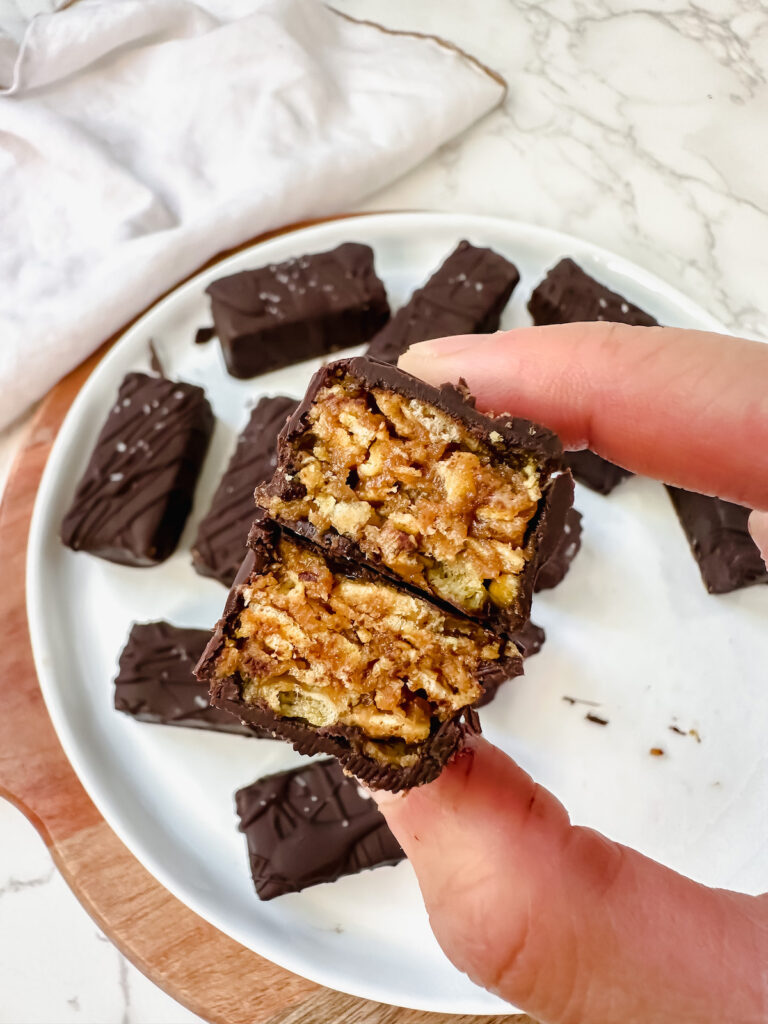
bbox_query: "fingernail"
[398,333,478,379]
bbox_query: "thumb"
[375,738,768,1024]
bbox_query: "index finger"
[398,323,768,511]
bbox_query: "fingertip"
[397,333,480,381]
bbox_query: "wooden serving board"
[0,217,534,1024]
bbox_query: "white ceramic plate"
[28,213,768,1016]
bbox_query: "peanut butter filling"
[214,537,508,767]
[262,378,542,615]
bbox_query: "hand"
[372,323,768,1024]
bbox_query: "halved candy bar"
[114,621,261,736]
[258,356,572,637]
[366,240,519,364]
[205,243,390,378]
[61,372,214,566]
[666,488,768,594]
[236,759,404,900]
[192,395,299,586]
[197,516,522,791]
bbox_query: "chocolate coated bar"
[258,356,572,637]
[366,240,519,364]
[198,515,521,790]
[61,373,213,566]
[206,243,389,378]
[114,621,258,735]
[564,451,632,496]
[528,259,657,494]
[236,759,404,899]
[192,396,299,586]
[535,507,583,591]
[666,488,768,594]
[528,257,658,328]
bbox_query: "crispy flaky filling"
[261,379,542,615]
[214,538,508,766]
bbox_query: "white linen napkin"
[0,0,504,428]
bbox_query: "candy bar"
[206,243,389,378]
[366,240,519,364]
[667,488,768,594]
[258,356,572,636]
[61,372,213,566]
[236,759,404,899]
[192,396,298,586]
[197,516,521,791]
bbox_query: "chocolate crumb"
[563,696,601,707]
[195,326,215,345]
[585,712,608,726]
[669,725,686,736]
[650,747,664,757]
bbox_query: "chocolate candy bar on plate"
[192,395,299,587]
[535,507,583,591]
[366,240,520,364]
[114,621,261,736]
[564,450,632,496]
[61,372,213,566]
[528,257,658,328]
[666,488,768,594]
[236,759,404,900]
[258,356,572,638]
[197,515,522,791]
[205,243,390,378]
[528,258,657,494]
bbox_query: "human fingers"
[375,738,768,1024]
[398,324,768,510]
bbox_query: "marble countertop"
[2,0,767,1020]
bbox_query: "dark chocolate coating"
[196,514,513,791]
[114,621,261,735]
[236,759,404,900]
[61,373,214,566]
[206,243,390,378]
[528,257,658,328]
[192,396,299,586]
[476,619,546,708]
[565,450,632,495]
[666,488,768,594]
[535,507,583,591]
[529,258,657,494]
[259,356,572,637]
[366,240,519,363]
